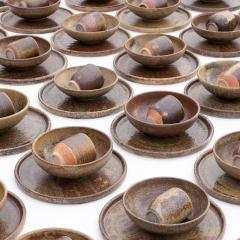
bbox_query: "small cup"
[6,0,60,19]
[146,187,193,224]
[0,180,7,209]
[52,133,97,165]
[68,64,104,91]
[0,92,15,118]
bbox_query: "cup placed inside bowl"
[125,91,200,137]
[63,13,119,44]
[123,177,210,235]
[54,65,118,100]
[32,127,113,179]
[125,34,186,67]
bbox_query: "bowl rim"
[32,126,113,168]
[123,177,210,227]
[6,0,60,10]
[54,65,118,94]
[126,0,180,10]
[63,13,119,35]
[0,88,30,121]
[0,180,7,207]
[192,12,240,34]
[0,35,51,63]
[124,91,200,128]
[213,131,240,171]
[197,60,240,90]
[125,34,186,59]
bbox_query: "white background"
[0,1,239,239]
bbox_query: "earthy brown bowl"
[32,126,113,179]
[126,0,180,20]
[125,34,186,67]
[63,13,119,44]
[198,60,240,99]
[54,66,118,100]
[18,228,94,240]
[192,12,240,42]
[125,91,200,137]
[0,35,51,69]
[0,180,7,209]
[123,177,210,235]
[6,0,60,19]
[0,88,29,132]
[213,131,240,180]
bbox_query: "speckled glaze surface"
[180,28,240,58]
[39,80,133,119]
[0,50,67,85]
[51,29,130,57]
[15,150,127,204]
[185,79,240,118]
[116,7,191,33]
[114,51,199,85]
[195,149,240,205]
[99,193,225,240]
[0,107,51,156]
[18,228,94,240]
[0,8,72,34]
[181,0,240,12]
[65,0,125,12]
[111,113,213,158]
[0,192,26,240]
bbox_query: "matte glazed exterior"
[125,34,186,67]
[32,127,113,178]
[6,0,60,19]
[126,0,180,20]
[123,178,210,235]
[63,13,119,44]
[125,91,200,137]
[54,66,118,99]
[0,35,51,68]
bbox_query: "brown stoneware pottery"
[0,88,29,132]
[195,149,240,205]
[100,193,225,240]
[65,0,124,12]
[6,0,60,19]
[123,178,210,235]
[51,28,130,57]
[198,61,240,99]
[54,66,118,100]
[185,79,240,118]
[116,7,191,33]
[125,34,186,67]
[0,180,7,209]
[0,191,26,240]
[0,35,51,69]
[125,91,200,137]
[180,28,240,58]
[181,0,240,12]
[18,228,93,240]
[213,132,240,180]
[15,150,127,204]
[0,106,50,156]
[114,51,199,84]
[32,127,113,179]
[63,13,119,44]
[39,80,133,118]
[0,8,72,34]
[192,12,240,42]
[0,50,67,85]
[111,113,213,158]
[126,0,180,20]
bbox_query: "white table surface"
[0,2,239,240]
